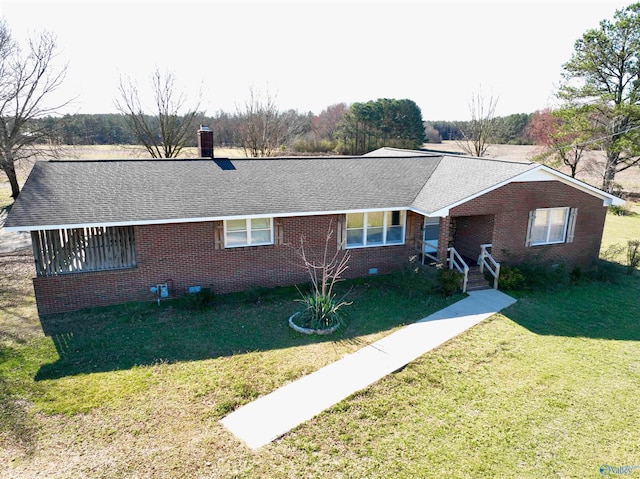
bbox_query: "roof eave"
[412,165,540,217]
[3,206,411,232]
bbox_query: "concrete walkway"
[220,289,516,449]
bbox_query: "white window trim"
[529,207,570,246]
[345,210,406,249]
[224,217,274,248]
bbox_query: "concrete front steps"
[466,265,494,292]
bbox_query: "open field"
[1,201,639,476]
[47,145,246,160]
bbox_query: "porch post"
[437,216,450,264]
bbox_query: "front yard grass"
[1,205,639,478]
[602,200,640,251]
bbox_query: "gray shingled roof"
[413,155,536,214]
[6,154,538,230]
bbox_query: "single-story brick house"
[5,136,624,315]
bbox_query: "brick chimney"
[197,125,214,158]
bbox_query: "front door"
[422,217,439,261]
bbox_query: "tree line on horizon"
[32,110,535,149]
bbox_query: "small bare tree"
[292,222,352,331]
[115,69,202,158]
[457,89,500,157]
[0,20,70,199]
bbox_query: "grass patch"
[0,265,457,451]
[0,188,12,210]
[602,201,640,254]
[33,270,451,384]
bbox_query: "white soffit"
[516,168,557,182]
[517,166,625,206]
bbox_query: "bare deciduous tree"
[312,103,347,141]
[0,19,70,199]
[236,86,306,157]
[457,89,500,157]
[115,69,202,158]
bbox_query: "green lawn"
[1,206,639,478]
[602,201,640,247]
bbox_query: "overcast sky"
[0,0,633,120]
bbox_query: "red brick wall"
[33,213,420,314]
[449,181,607,268]
[452,215,495,260]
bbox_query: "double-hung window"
[346,210,405,248]
[526,207,577,246]
[225,218,273,247]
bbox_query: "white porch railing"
[417,239,439,264]
[478,243,500,289]
[447,247,469,293]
